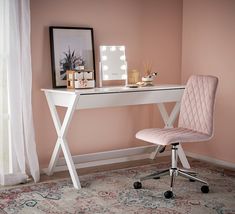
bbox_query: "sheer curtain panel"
[0,0,39,185]
[0,0,10,183]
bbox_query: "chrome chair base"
[133,143,209,198]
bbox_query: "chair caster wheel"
[189,178,195,182]
[133,181,142,189]
[164,190,173,199]
[153,177,160,180]
[201,185,209,193]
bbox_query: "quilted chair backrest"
[178,75,218,136]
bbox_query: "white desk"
[42,85,190,189]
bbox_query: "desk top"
[42,84,185,95]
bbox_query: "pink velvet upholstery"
[136,75,218,146]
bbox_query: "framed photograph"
[49,26,95,88]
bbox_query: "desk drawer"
[77,89,184,109]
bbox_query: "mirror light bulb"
[120,55,126,61]
[102,46,107,51]
[103,65,109,71]
[110,46,116,51]
[119,46,125,51]
[120,64,127,70]
[102,55,107,61]
[104,75,109,80]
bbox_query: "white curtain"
[0,0,10,181]
[0,0,40,185]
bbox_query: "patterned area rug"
[0,161,235,214]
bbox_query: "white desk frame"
[42,85,190,189]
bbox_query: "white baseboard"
[41,146,235,175]
[41,145,170,174]
[186,151,235,170]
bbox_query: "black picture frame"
[49,26,96,88]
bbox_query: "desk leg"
[45,92,81,189]
[150,102,191,169]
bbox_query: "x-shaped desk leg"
[150,102,191,169]
[45,92,81,189]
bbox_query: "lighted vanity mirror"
[99,45,127,86]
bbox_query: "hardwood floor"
[1,156,234,190]
[40,156,170,183]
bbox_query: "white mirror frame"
[99,45,128,87]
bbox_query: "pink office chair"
[134,75,218,199]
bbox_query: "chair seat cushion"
[136,128,211,145]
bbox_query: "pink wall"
[30,0,183,167]
[182,0,235,163]
[141,0,182,84]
